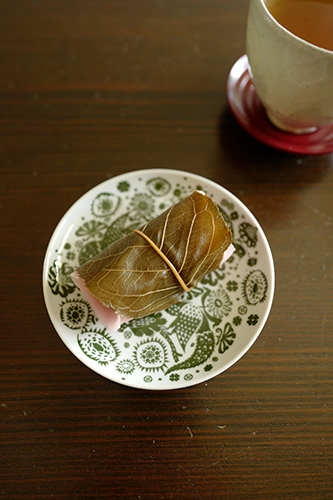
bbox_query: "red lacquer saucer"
[226,54,333,155]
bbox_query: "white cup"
[246,0,333,134]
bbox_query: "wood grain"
[0,1,332,499]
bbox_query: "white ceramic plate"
[43,169,275,390]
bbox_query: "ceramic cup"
[246,0,333,134]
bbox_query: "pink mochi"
[71,243,235,331]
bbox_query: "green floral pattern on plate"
[43,169,274,390]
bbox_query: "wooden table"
[1,1,332,498]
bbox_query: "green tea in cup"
[246,0,333,133]
[266,0,333,51]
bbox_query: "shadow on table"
[217,106,332,187]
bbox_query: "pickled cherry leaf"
[75,191,232,319]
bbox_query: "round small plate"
[43,169,275,390]
[226,54,333,155]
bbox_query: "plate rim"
[43,168,275,390]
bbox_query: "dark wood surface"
[1,1,332,498]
